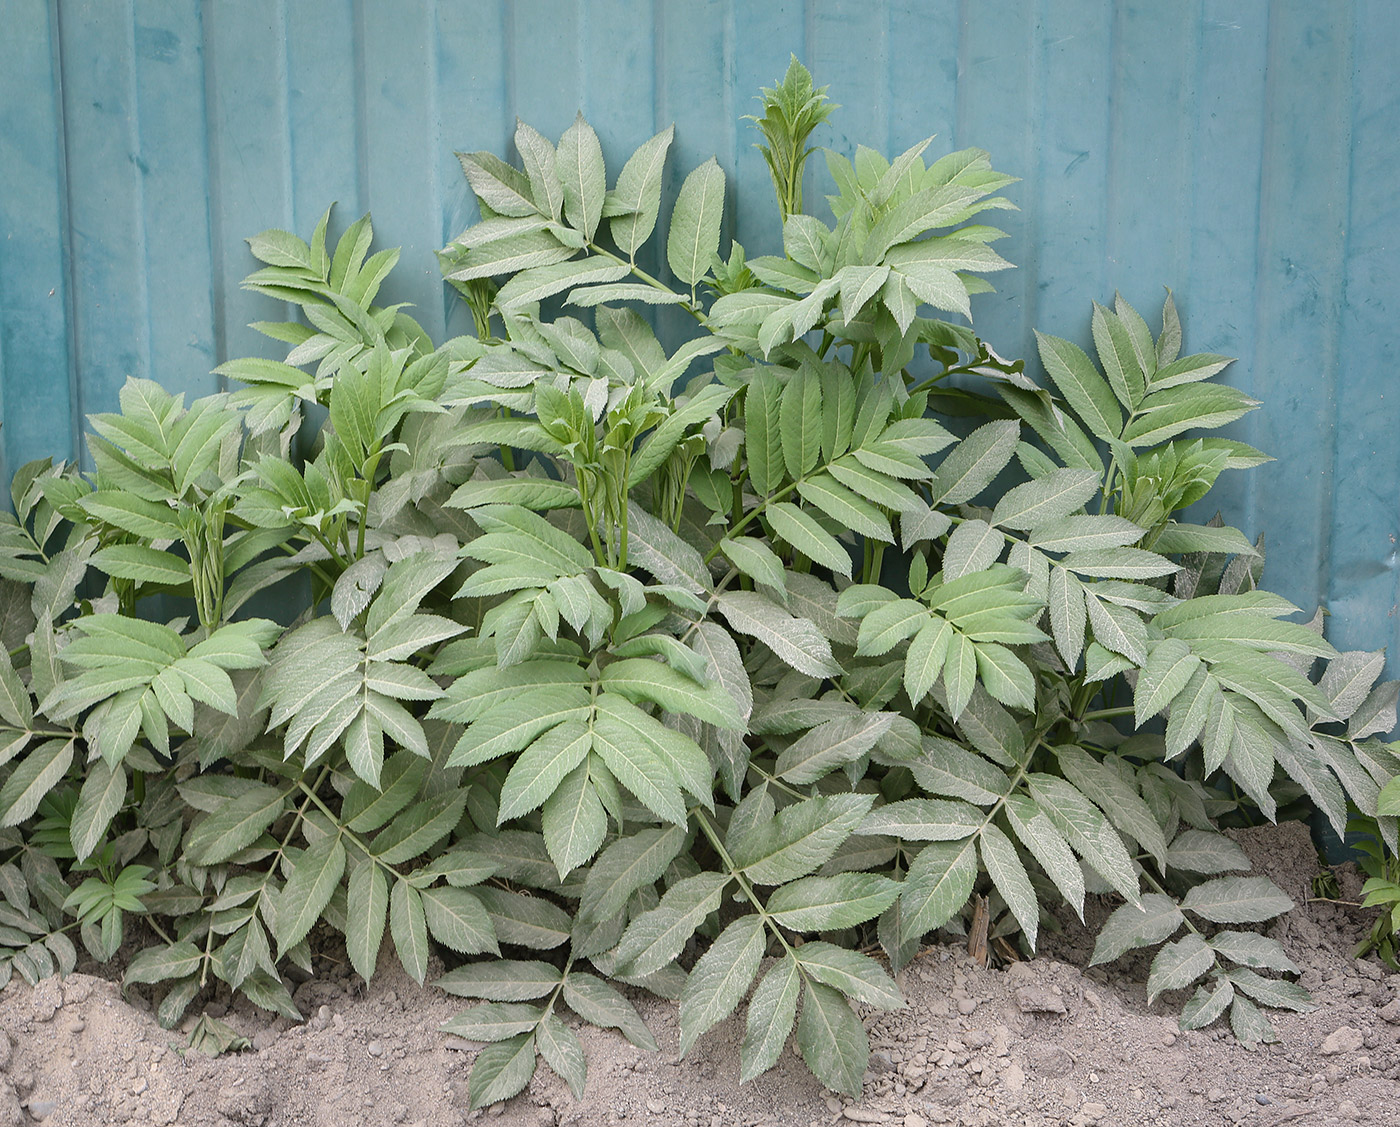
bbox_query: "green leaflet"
[1034,331,1123,442]
[496,720,592,823]
[540,760,610,876]
[557,113,606,241]
[780,365,823,481]
[667,159,726,286]
[609,126,675,256]
[537,1012,587,1100]
[745,367,784,497]
[1026,773,1141,905]
[740,955,801,1082]
[796,980,869,1098]
[678,914,765,1056]
[441,1002,543,1041]
[421,886,498,955]
[346,863,389,982]
[578,825,687,926]
[1147,934,1214,1002]
[1089,894,1185,965]
[767,502,853,575]
[1179,876,1293,924]
[766,874,900,931]
[468,1033,538,1111]
[277,835,347,956]
[898,837,978,940]
[614,872,731,977]
[774,711,894,784]
[731,793,875,886]
[437,960,563,1002]
[795,941,903,1009]
[978,824,1039,949]
[716,591,842,678]
[562,971,658,1050]
[600,658,744,731]
[929,420,1020,506]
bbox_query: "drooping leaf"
[796,980,868,1098]
[468,1032,538,1110]
[678,914,765,1056]
[740,954,801,1082]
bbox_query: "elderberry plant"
[0,61,1393,1106]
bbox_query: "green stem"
[904,362,985,398]
[747,764,808,802]
[867,541,887,587]
[296,779,394,874]
[677,568,740,648]
[1098,452,1119,516]
[200,911,218,987]
[1079,706,1136,723]
[692,809,799,960]
[7,727,82,741]
[356,447,386,561]
[144,917,176,947]
[576,475,608,567]
[703,479,801,565]
[589,244,707,325]
[1140,868,1204,938]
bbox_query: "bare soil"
[0,821,1395,1127]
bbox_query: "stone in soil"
[1319,1026,1364,1055]
[1014,986,1067,1015]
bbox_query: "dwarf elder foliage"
[0,61,1397,1102]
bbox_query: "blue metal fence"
[2,0,1397,669]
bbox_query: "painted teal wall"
[2,1,1398,671]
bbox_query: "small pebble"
[28,1100,57,1120]
[1255,1094,1272,1106]
[66,1017,85,1034]
[367,1040,384,1058]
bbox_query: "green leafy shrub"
[0,61,1395,1104]
[1345,762,1400,970]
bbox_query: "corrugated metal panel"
[2,0,1398,670]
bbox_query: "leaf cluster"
[0,62,1393,1105]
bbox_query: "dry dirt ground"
[0,822,1395,1127]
